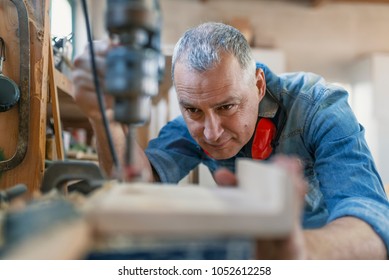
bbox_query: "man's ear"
[255,68,266,99]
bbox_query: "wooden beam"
[337,0,389,2]
[312,0,329,7]
[0,0,51,193]
[312,0,389,6]
[48,43,65,160]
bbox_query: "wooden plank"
[84,159,295,238]
[336,0,389,2]
[0,0,21,184]
[312,0,329,7]
[312,0,389,6]
[0,0,51,193]
[48,43,64,160]
[54,68,73,98]
[53,69,90,123]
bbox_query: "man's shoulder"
[280,71,325,91]
[257,62,327,97]
[166,115,187,128]
[279,71,349,105]
[160,116,192,138]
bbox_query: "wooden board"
[0,0,51,193]
[83,159,295,238]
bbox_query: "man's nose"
[203,114,223,142]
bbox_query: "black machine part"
[105,0,164,125]
[0,184,27,205]
[40,161,105,195]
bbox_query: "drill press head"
[105,0,164,125]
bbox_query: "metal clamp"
[41,161,105,195]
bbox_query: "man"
[72,22,389,259]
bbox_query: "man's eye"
[186,108,199,113]
[218,104,234,111]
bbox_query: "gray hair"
[171,22,256,83]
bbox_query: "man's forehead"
[178,92,239,103]
[174,52,242,74]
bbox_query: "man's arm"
[305,217,387,259]
[302,88,389,259]
[258,158,386,259]
[254,216,386,260]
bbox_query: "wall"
[350,54,389,183]
[76,0,389,83]
[159,0,389,83]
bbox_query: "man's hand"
[213,156,308,259]
[71,40,115,123]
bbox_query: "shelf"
[54,68,73,97]
[51,69,90,124]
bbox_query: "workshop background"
[0,0,389,191]
[1,0,389,191]
[0,0,389,260]
[71,0,389,184]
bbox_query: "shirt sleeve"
[304,86,389,254]
[145,116,203,183]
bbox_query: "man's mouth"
[205,139,230,150]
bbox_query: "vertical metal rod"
[125,126,142,182]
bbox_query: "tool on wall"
[0,0,30,172]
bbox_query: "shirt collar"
[258,91,279,118]
[256,62,279,119]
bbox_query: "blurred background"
[51,0,389,184]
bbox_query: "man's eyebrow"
[178,100,195,107]
[179,96,241,108]
[212,97,240,107]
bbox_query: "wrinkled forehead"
[173,57,256,104]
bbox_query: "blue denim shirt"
[145,62,389,253]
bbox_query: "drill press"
[105,0,164,180]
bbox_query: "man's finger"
[213,168,237,187]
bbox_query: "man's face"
[174,53,265,160]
